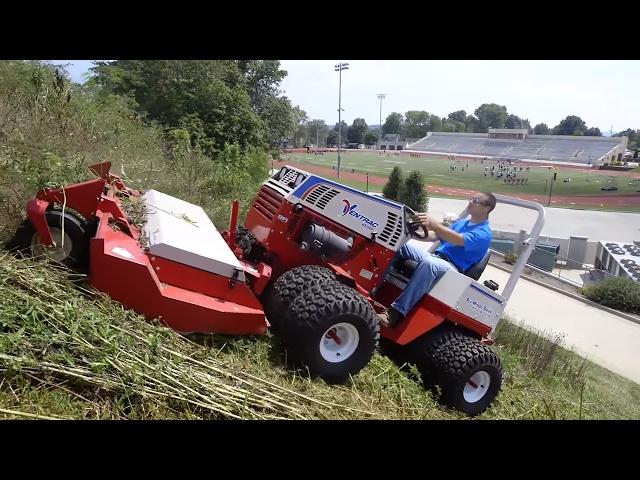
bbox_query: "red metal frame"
[227,199,239,249]
[243,181,491,343]
[25,161,268,335]
[23,160,490,341]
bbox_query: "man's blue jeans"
[390,242,454,317]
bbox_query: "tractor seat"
[394,250,491,282]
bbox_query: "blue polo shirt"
[435,219,492,272]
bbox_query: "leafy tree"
[474,103,508,132]
[447,110,467,123]
[552,115,587,136]
[534,123,550,135]
[364,129,379,146]
[347,117,368,143]
[400,170,428,212]
[382,112,404,135]
[90,60,294,154]
[383,166,403,201]
[403,110,431,138]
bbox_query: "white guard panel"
[142,190,245,281]
[430,270,505,330]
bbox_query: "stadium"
[401,129,628,167]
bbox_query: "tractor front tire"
[5,210,89,269]
[282,283,379,384]
[264,265,336,333]
[413,328,502,416]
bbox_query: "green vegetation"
[582,277,640,315]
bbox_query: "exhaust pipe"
[300,223,352,259]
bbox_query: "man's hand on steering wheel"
[407,212,430,239]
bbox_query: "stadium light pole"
[335,62,349,178]
[377,94,386,151]
[547,167,557,206]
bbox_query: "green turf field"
[283,151,640,198]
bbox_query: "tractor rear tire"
[412,328,502,416]
[282,283,379,384]
[5,210,89,269]
[264,265,336,333]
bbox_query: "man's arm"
[416,213,464,246]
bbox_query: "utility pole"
[377,94,386,151]
[335,62,349,178]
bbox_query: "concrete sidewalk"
[427,197,640,240]
[480,265,640,384]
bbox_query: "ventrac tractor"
[8,161,545,415]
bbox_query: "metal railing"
[490,244,618,289]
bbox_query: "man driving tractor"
[379,192,496,327]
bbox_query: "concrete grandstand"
[406,128,628,166]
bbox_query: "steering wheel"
[405,208,429,240]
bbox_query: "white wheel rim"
[319,322,359,363]
[463,371,491,404]
[31,227,73,262]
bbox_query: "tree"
[552,115,587,136]
[90,60,289,154]
[429,115,442,132]
[382,112,404,136]
[347,118,368,144]
[447,110,467,123]
[534,123,550,135]
[465,115,480,133]
[400,170,428,212]
[474,103,508,132]
[614,128,638,148]
[364,129,379,146]
[382,166,403,201]
[332,120,349,146]
[326,130,338,147]
[505,114,532,130]
[403,110,431,138]
[585,127,602,137]
[307,119,329,146]
[442,122,459,132]
[333,120,349,133]
[292,106,308,147]
[234,60,295,149]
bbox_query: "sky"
[50,60,639,135]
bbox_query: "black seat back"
[464,250,491,280]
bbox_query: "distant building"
[380,134,407,151]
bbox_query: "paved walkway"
[481,265,640,384]
[427,197,640,240]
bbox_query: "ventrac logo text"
[340,199,379,230]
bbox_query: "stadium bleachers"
[407,133,622,164]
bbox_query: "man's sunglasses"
[469,197,489,206]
